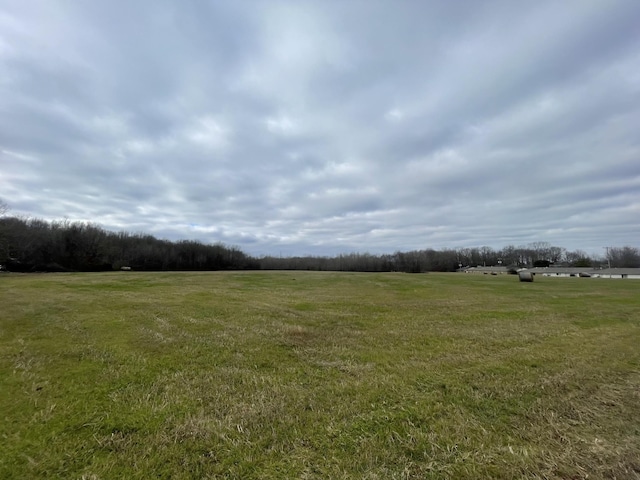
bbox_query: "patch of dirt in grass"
[282,325,317,348]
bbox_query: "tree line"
[0,216,257,272]
[258,244,639,272]
[1,212,638,273]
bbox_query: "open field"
[1,271,639,479]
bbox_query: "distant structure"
[528,267,640,279]
[463,266,640,279]
[463,266,509,275]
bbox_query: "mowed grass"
[1,272,639,479]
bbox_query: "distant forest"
[1,215,639,273]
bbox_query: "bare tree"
[0,200,9,263]
[565,249,592,267]
[607,246,640,268]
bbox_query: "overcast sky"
[1,1,639,256]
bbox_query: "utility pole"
[603,247,611,269]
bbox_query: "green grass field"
[1,271,639,479]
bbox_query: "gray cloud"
[1,0,639,257]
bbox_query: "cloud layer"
[2,0,639,256]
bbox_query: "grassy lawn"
[1,271,639,479]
